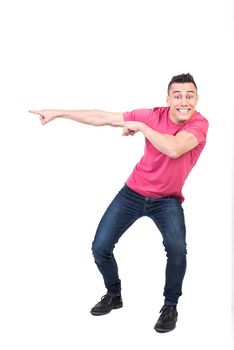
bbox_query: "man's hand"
[29,109,61,125]
[121,121,144,136]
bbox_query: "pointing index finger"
[28,109,42,115]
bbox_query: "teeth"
[178,109,189,114]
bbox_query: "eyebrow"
[172,90,196,94]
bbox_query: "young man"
[29,73,209,333]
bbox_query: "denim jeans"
[91,185,187,306]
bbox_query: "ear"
[166,95,170,106]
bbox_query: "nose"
[181,96,188,106]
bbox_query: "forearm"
[141,124,177,157]
[52,109,122,126]
[140,123,198,158]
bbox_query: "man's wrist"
[139,122,148,134]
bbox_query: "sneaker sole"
[154,325,176,333]
[90,303,123,316]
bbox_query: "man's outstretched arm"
[29,109,124,126]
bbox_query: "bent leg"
[92,186,141,296]
[149,198,187,305]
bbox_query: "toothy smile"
[177,109,190,114]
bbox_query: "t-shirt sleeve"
[182,118,209,144]
[123,109,153,123]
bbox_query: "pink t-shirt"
[123,107,209,202]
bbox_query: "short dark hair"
[167,73,197,94]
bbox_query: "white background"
[0,0,232,349]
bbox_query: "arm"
[121,121,198,159]
[29,109,124,126]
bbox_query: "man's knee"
[165,242,187,264]
[91,240,111,263]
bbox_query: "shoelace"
[160,305,176,320]
[101,294,113,304]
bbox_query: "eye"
[186,95,194,100]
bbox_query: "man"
[29,73,209,333]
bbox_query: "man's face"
[167,82,199,124]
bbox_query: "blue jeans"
[91,185,187,306]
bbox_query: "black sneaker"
[154,305,178,333]
[90,294,123,316]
